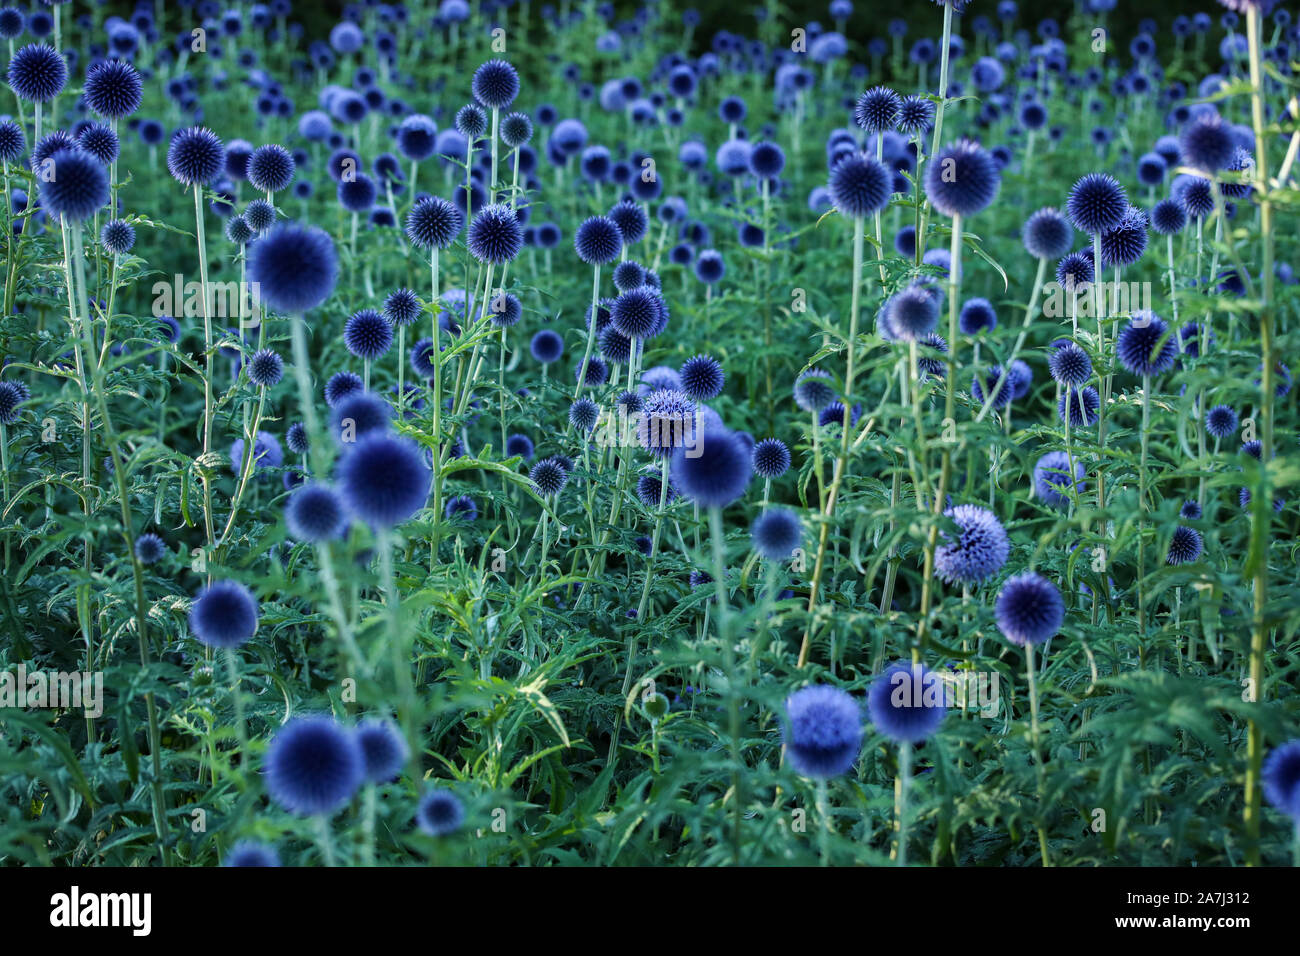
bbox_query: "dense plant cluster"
[0,0,1298,867]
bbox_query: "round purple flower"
[867,662,946,745]
[265,716,364,816]
[934,504,1009,586]
[994,571,1064,646]
[190,580,259,649]
[783,685,863,778]
[248,223,339,313]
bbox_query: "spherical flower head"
[396,114,437,162]
[0,118,25,164]
[344,308,394,360]
[40,148,109,222]
[285,482,347,542]
[248,348,284,387]
[100,219,135,256]
[749,141,786,179]
[225,841,280,867]
[190,579,259,649]
[568,398,599,432]
[248,223,338,313]
[265,716,364,817]
[783,685,862,778]
[167,126,225,187]
[1033,450,1085,508]
[971,365,1013,410]
[529,456,568,497]
[1150,198,1187,236]
[416,789,465,836]
[1117,312,1176,376]
[467,203,523,264]
[383,289,423,329]
[598,325,632,365]
[7,44,66,102]
[636,473,675,507]
[455,103,487,139]
[608,199,648,246]
[679,354,725,401]
[332,392,392,443]
[84,59,142,119]
[0,380,25,425]
[753,437,791,479]
[1049,341,1092,386]
[995,572,1064,646]
[355,718,409,783]
[1056,250,1095,292]
[1067,172,1127,234]
[958,297,997,335]
[338,172,377,212]
[245,198,276,233]
[445,495,478,521]
[574,214,623,265]
[828,151,891,218]
[134,532,166,564]
[1262,739,1300,820]
[897,95,935,135]
[472,58,520,110]
[337,433,430,527]
[530,328,564,363]
[752,508,802,560]
[324,370,364,407]
[77,122,120,164]
[887,285,940,341]
[500,111,533,149]
[1099,205,1148,267]
[867,662,946,745]
[934,504,1009,586]
[1174,175,1214,219]
[247,143,295,193]
[1179,113,1236,173]
[925,138,1000,218]
[794,368,836,412]
[671,426,752,509]
[1166,525,1203,565]
[1059,386,1100,427]
[854,85,901,133]
[694,249,725,284]
[286,422,309,456]
[1022,207,1073,260]
[1205,404,1239,439]
[406,195,463,250]
[637,388,697,458]
[0,8,23,41]
[610,287,662,340]
[613,260,646,293]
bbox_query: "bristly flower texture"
[995,572,1064,646]
[265,716,364,816]
[934,504,1009,586]
[867,662,947,745]
[189,579,259,649]
[783,685,863,778]
[248,223,339,313]
[337,433,431,527]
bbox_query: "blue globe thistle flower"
[679,354,725,401]
[134,532,166,564]
[0,381,26,425]
[248,348,284,387]
[794,368,836,412]
[934,504,1009,586]
[1262,739,1300,820]
[887,285,940,341]
[752,508,802,560]
[995,571,1064,646]
[1166,525,1203,565]
[244,198,276,234]
[230,431,283,473]
[1205,404,1239,439]
[612,260,646,293]
[1048,341,1091,386]
[971,365,1013,410]
[286,422,309,456]
[1150,198,1187,236]
[636,473,675,507]
[416,789,465,836]
[344,308,394,360]
[783,685,863,778]
[1022,207,1073,260]
[958,298,997,335]
[247,143,295,193]
[467,203,522,263]
[1136,152,1167,188]
[285,482,347,542]
[337,433,430,527]
[638,388,696,458]
[406,195,463,249]
[324,370,364,407]
[1067,172,1127,234]
[1173,175,1215,219]
[608,199,648,246]
[332,392,392,443]
[749,141,786,179]
[897,95,935,135]
[1179,113,1236,173]
[575,355,609,387]
[488,292,522,329]
[500,111,533,150]
[0,118,25,163]
[617,390,644,416]
[1058,386,1100,427]
[329,20,365,54]
[925,139,1000,218]
[505,432,536,460]
[1033,451,1085,508]
[529,456,568,497]
[265,715,364,817]
[39,148,109,221]
[472,59,520,110]
[1098,205,1148,267]
[694,249,725,284]
[445,495,478,521]
[225,841,280,867]
[530,328,564,363]
[598,326,631,364]
[1055,250,1095,292]
[610,287,662,341]
[827,151,890,218]
[1178,500,1203,522]
[77,122,120,165]
[917,333,950,378]
[382,288,422,327]
[190,579,259,649]
[971,56,1006,93]
[0,8,23,41]
[1117,312,1176,376]
[355,718,408,783]
[84,59,142,119]
[753,438,791,479]
[167,126,225,187]
[338,172,377,212]
[396,114,437,162]
[455,103,487,140]
[248,223,338,313]
[7,44,66,102]
[854,86,901,133]
[574,214,622,265]
[100,219,135,255]
[671,426,752,508]
[867,662,946,745]
[409,338,436,379]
